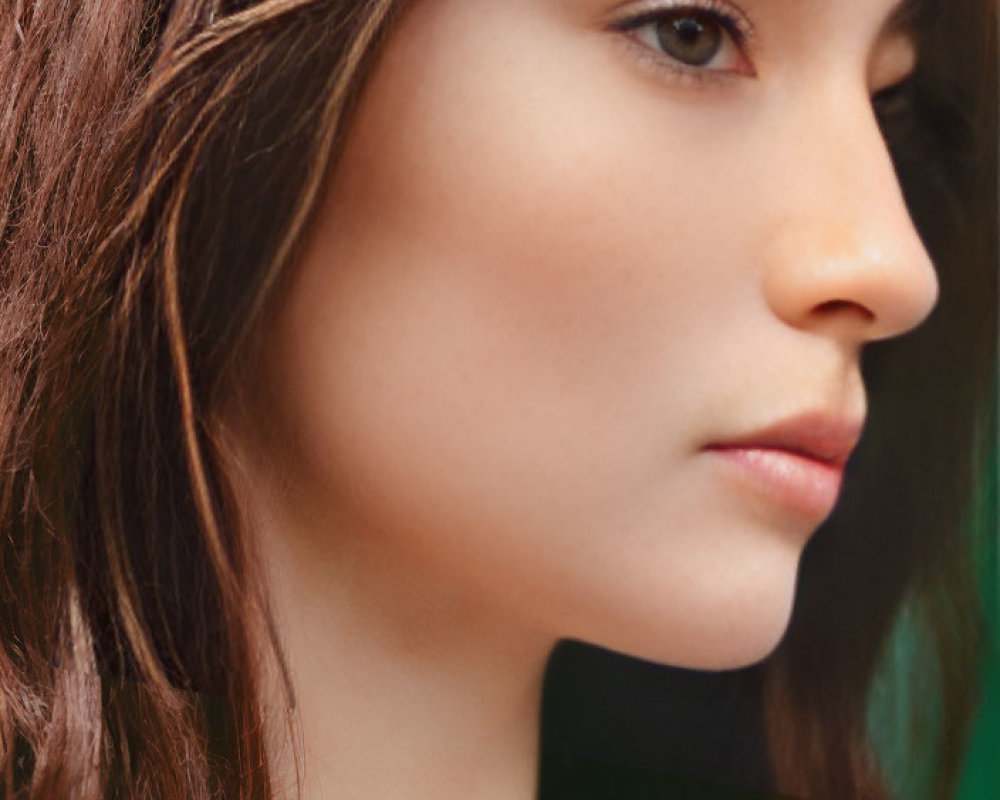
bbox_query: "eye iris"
[655,12,723,66]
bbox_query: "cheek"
[275,24,683,531]
[318,1,745,434]
[259,0,800,666]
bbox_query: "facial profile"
[229,0,939,672]
[2,0,995,798]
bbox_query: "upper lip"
[706,411,865,468]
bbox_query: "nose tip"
[763,221,939,343]
[761,104,940,345]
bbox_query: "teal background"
[957,440,999,800]
[870,440,998,799]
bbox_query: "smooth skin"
[219,0,938,797]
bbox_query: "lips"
[703,411,865,520]
[706,411,864,468]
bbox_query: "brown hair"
[764,0,997,796]
[0,0,994,798]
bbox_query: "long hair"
[763,0,997,796]
[0,0,994,799]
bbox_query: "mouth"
[703,411,865,520]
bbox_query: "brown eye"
[654,12,724,66]
[617,3,754,78]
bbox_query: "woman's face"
[248,0,937,669]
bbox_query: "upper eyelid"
[606,0,758,49]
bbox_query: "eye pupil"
[656,12,723,66]
[674,18,703,44]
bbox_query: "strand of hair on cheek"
[113,2,401,794]
[159,98,251,624]
[89,126,240,800]
[157,83,277,800]
[116,0,399,347]
[187,3,403,792]
[158,0,322,75]
[86,89,250,796]
[90,53,251,701]
[87,73,252,309]
[96,364,184,704]
[242,0,404,334]
[204,416,306,798]
[96,0,402,361]
[79,2,311,298]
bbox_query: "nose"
[761,92,939,345]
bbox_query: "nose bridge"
[761,88,939,344]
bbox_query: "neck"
[227,431,554,800]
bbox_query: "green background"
[870,443,998,799]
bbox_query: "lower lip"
[704,446,844,520]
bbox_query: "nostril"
[814,299,876,322]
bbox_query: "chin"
[579,571,801,673]
[638,616,793,673]
[695,624,792,671]
[648,622,792,673]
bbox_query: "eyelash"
[609,0,757,87]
